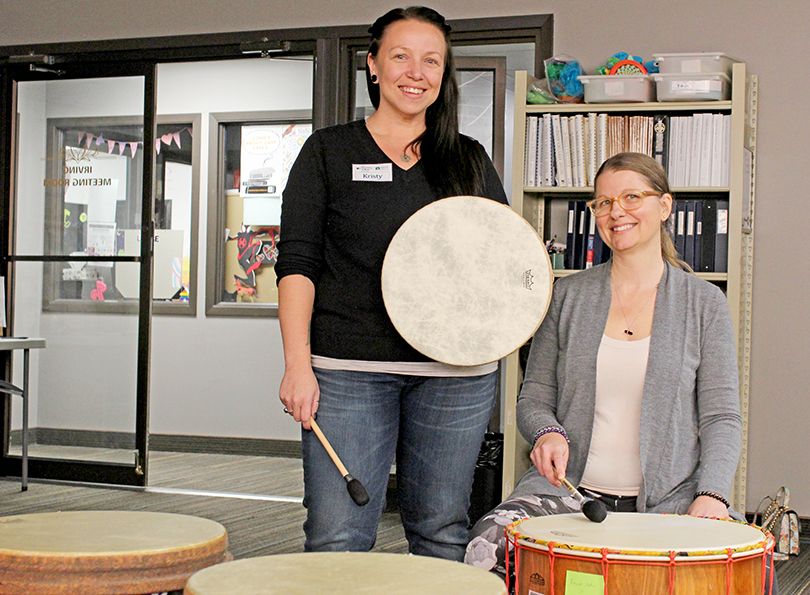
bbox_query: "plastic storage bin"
[578,75,654,103]
[653,52,736,76]
[652,72,731,101]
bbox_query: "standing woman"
[466,152,743,578]
[275,6,507,560]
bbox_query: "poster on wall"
[239,123,311,207]
[63,147,128,220]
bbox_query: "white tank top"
[579,334,650,496]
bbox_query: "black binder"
[714,199,729,272]
[564,200,576,270]
[698,200,717,272]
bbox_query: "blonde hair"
[593,152,692,271]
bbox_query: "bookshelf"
[502,63,758,511]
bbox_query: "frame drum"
[184,551,507,594]
[382,196,552,366]
[0,511,230,594]
[507,513,775,595]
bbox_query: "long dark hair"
[594,152,691,271]
[366,6,487,197]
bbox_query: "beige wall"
[2,0,808,514]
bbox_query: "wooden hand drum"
[0,511,230,594]
[507,512,775,595]
[184,551,507,594]
[382,196,552,366]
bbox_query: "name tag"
[352,163,393,182]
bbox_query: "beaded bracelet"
[533,425,570,445]
[695,490,730,508]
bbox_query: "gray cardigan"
[514,261,742,514]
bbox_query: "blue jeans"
[302,368,497,561]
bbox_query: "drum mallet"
[559,475,607,523]
[309,418,370,507]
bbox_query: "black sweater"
[276,120,508,361]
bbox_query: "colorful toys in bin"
[595,51,659,75]
[543,55,584,103]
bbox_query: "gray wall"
[2,0,808,514]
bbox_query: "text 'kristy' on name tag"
[352,163,393,182]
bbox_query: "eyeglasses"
[586,190,661,217]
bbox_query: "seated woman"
[465,152,744,578]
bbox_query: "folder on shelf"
[587,113,598,186]
[574,114,587,188]
[684,200,696,268]
[563,116,582,187]
[577,203,590,270]
[710,113,724,187]
[682,117,694,188]
[551,114,567,187]
[721,116,731,187]
[698,199,718,272]
[542,114,554,187]
[560,116,574,188]
[689,116,703,187]
[698,113,714,186]
[585,210,596,269]
[564,200,576,270]
[669,117,683,187]
[715,199,729,272]
[693,199,703,271]
[597,113,608,172]
[674,200,687,260]
[525,117,536,187]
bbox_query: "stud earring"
[370,74,378,83]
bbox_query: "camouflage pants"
[464,493,582,579]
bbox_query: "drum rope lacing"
[506,519,777,595]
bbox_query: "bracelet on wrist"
[695,490,730,508]
[533,425,569,445]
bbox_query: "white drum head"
[185,552,507,594]
[510,513,768,558]
[382,196,552,366]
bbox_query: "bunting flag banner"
[73,127,192,158]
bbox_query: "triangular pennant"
[118,141,127,155]
[186,127,193,138]
[107,140,116,153]
[172,132,181,148]
[95,134,105,146]
[77,131,86,144]
[155,139,161,155]
[84,133,94,149]
[129,142,138,158]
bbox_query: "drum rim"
[381,195,553,366]
[506,514,772,561]
[0,510,228,556]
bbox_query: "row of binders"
[524,113,731,189]
[559,198,728,272]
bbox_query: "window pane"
[10,77,144,463]
[220,121,311,304]
[154,121,196,304]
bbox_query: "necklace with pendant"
[614,283,658,336]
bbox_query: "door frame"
[0,59,157,486]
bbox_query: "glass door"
[146,54,314,497]
[1,60,155,486]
